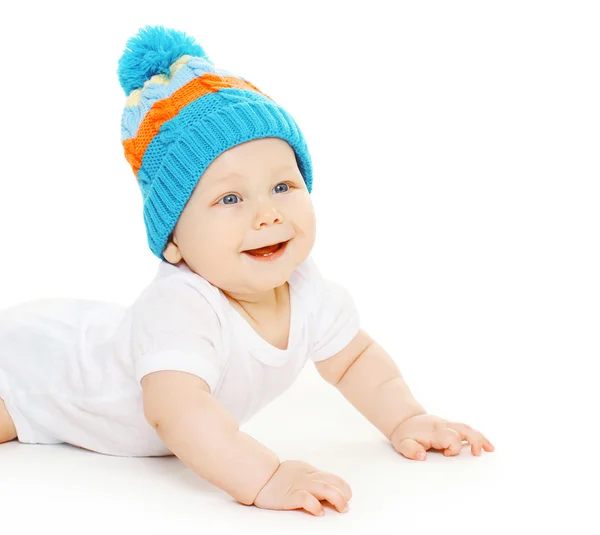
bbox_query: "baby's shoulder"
[293,257,354,313]
[294,256,347,294]
[292,255,324,289]
[134,267,224,320]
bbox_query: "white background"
[0,1,598,533]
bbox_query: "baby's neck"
[223,283,289,323]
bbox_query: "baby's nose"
[256,206,283,228]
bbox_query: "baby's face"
[164,137,316,295]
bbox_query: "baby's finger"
[446,423,495,456]
[445,423,482,454]
[291,489,325,517]
[432,428,463,456]
[471,434,495,455]
[316,472,353,500]
[394,437,428,460]
[306,480,349,513]
[482,437,495,452]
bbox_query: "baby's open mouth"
[243,240,288,257]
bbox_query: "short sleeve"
[130,277,225,393]
[306,261,361,362]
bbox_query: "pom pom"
[117,25,210,95]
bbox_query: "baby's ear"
[163,238,183,264]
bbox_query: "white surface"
[1,0,598,533]
[0,363,594,533]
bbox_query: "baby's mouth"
[243,240,288,257]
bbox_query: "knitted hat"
[117,25,313,261]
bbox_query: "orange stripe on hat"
[123,74,271,177]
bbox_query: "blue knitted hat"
[117,25,313,261]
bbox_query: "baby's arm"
[315,329,426,441]
[141,370,280,505]
[315,330,494,458]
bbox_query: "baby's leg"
[0,397,17,443]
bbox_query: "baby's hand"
[390,414,495,460]
[253,460,352,516]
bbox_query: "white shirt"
[0,256,360,457]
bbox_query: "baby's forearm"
[151,395,280,506]
[336,342,426,440]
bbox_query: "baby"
[0,26,494,516]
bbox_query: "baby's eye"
[218,194,240,205]
[273,182,290,194]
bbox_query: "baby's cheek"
[302,204,317,241]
